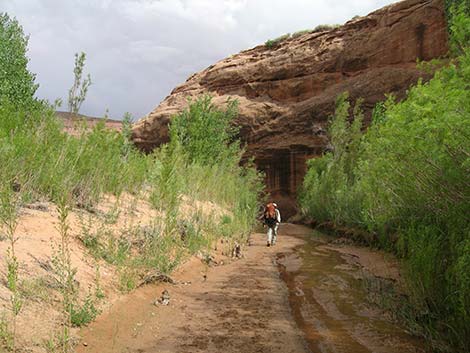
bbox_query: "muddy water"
[277,231,425,353]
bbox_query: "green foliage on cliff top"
[264,24,340,49]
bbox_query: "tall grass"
[0,185,22,352]
[0,102,150,208]
[0,94,262,268]
[0,11,263,351]
[152,95,263,245]
[299,6,470,351]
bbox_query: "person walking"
[262,202,281,247]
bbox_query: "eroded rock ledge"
[132,0,448,217]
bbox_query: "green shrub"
[0,13,38,108]
[169,95,240,166]
[299,93,364,226]
[0,313,13,351]
[118,267,138,293]
[265,34,291,48]
[313,24,340,33]
[445,0,470,23]
[153,95,263,244]
[70,295,99,327]
[291,29,312,38]
[300,6,470,351]
[448,3,470,55]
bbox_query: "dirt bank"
[76,224,422,353]
[0,194,226,352]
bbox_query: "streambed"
[277,230,424,353]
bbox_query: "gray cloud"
[2,0,395,120]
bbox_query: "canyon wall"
[132,0,448,218]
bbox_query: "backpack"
[264,203,277,227]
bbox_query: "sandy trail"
[77,225,308,353]
[76,224,422,353]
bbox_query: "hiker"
[262,202,281,247]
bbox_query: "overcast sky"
[2,0,396,120]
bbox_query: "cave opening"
[254,145,322,220]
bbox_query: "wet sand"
[277,227,424,353]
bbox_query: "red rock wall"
[132,0,449,218]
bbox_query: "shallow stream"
[277,230,425,353]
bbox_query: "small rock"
[161,298,170,305]
[154,289,170,306]
[161,289,170,305]
[232,243,242,258]
[82,342,88,347]
[331,237,354,245]
[140,272,175,286]
[11,181,21,192]
[24,202,49,212]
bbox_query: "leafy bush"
[265,34,290,49]
[0,313,13,351]
[448,3,470,56]
[0,13,38,108]
[445,0,470,22]
[312,24,340,33]
[70,295,99,327]
[300,7,470,351]
[169,96,240,166]
[153,96,263,243]
[299,93,364,226]
[291,29,312,38]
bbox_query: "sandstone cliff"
[132,0,448,217]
